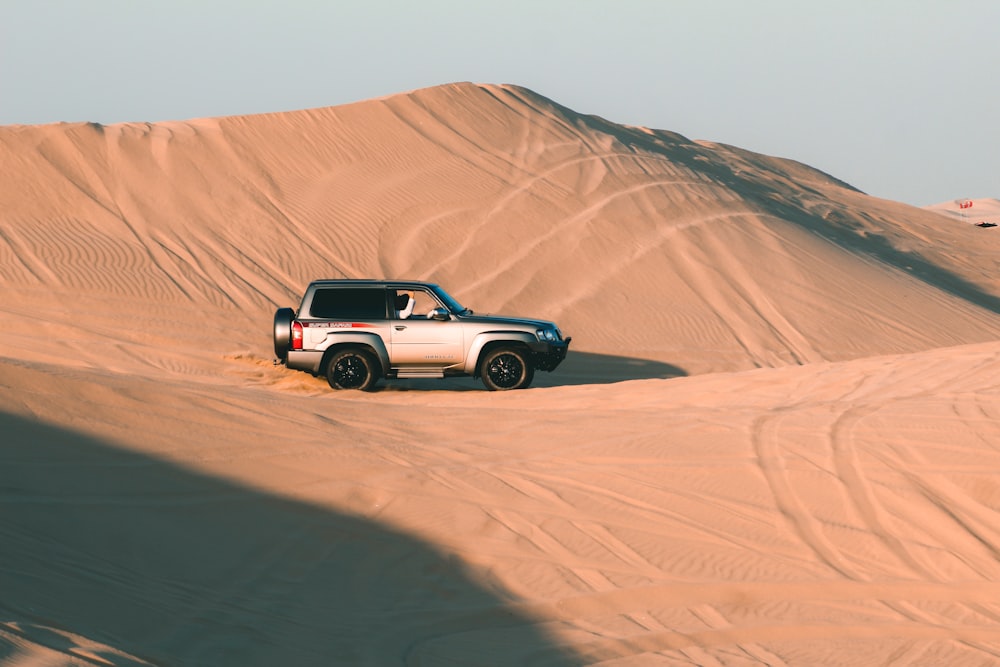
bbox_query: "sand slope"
[3,83,1000,376]
[2,82,1000,665]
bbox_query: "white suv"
[274,280,570,391]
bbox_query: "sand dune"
[927,197,1000,228]
[2,82,1000,665]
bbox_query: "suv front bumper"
[529,337,571,372]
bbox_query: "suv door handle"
[394,325,407,331]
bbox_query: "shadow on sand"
[0,411,584,666]
[533,350,687,387]
[542,91,1000,318]
[378,351,687,392]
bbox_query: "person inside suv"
[394,292,415,319]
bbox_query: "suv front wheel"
[326,347,380,391]
[481,347,534,391]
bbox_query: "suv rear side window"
[309,288,387,319]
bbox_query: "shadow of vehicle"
[532,350,687,387]
[0,411,584,666]
[380,351,687,392]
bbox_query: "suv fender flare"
[317,332,390,375]
[465,332,537,376]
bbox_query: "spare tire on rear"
[273,307,295,362]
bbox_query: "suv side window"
[393,288,442,319]
[309,288,387,319]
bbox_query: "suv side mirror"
[429,308,450,321]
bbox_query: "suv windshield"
[431,284,471,315]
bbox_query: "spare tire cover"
[273,307,295,360]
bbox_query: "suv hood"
[459,313,557,329]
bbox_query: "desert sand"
[2,82,1000,665]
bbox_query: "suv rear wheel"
[481,347,534,391]
[326,347,380,391]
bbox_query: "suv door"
[388,287,464,368]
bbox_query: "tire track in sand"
[755,393,1000,659]
[752,413,856,578]
[828,403,945,578]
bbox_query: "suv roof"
[308,279,439,288]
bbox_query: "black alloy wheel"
[481,347,533,391]
[326,348,379,391]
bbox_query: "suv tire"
[481,347,534,391]
[326,347,380,391]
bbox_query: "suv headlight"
[536,328,560,342]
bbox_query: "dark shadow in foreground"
[0,412,584,666]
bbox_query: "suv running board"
[393,369,446,379]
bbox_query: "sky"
[1,1,996,207]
